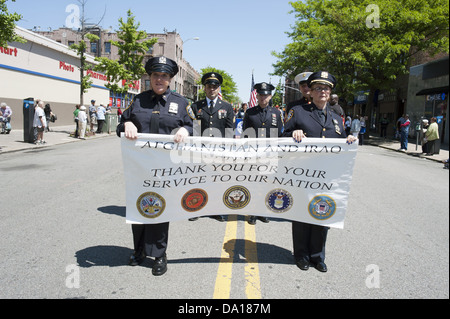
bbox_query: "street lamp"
[184,37,200,44]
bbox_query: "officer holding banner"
[117,56,194,276]
[242,82,284,225]
[283,71,357,272]
[190,72,235,222]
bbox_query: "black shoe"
[258,217,269,223]
[129,252,145,266]
[248,216,257,225]
[296,259,310,271]
[152,255,167,276]
[210,215,226,222]
[314,261,328,273]
[189,217,199,221]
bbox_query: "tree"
[0,0,24,47]
[272,0,449,120]
[197,66,239,104]
[94,10,157,101]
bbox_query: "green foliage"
[94,10,157,95]
[197,66,239,104]
[70,33,99,94]
[0,0,24,47]
[272,0,449,102]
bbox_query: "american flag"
[249,73,257,108]
[218,87,223,100]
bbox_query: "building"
[34,27,200,102]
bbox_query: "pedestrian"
[345,115,352,136]
[96,104,106,133]
[89,100,97,133]
[397,114,411,151]
[242,82,283,225]
[33,101,47,144]
[285,71,313,117]
[236,103,248,119]
[421,119,429,154]
[283,71,357,273]
[379,114,389,138]
[329,94,345,121]
[424,117,439,156]
[350,115,361,138]
[78,105,87,139]
[116,56,193,276]
[359,116,366,145]
[44,103,55,132]
[73,105,80,138]
[190,72,235,222]
[0,102,12,134]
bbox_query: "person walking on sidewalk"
[78,106,88,139]
[96,104,106,134]
[424,117,439,156]
[33,101,47,144]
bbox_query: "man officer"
[242,82,283,224]
[191,72,235,222]
[285,71,313,117]
[117,56,193,276]
[283,71,357,273]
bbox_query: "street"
[0,136,448,300]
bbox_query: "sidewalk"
[1,126,449,164]
[366,135,449,164]
[0,125,114,154]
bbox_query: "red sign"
[59,61,75,72]
[1,47,18,57]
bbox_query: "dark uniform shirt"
[116,88,193,136]
[191,98,235,138]
[283,103,346,139]
[285,97,311,118]
[242,105,283,138]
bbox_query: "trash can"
[104,114,118,133]
[23,98,35,143]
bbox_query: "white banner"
[121,134,358,229]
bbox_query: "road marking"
[213,215,238,299]
[244,222,262,299]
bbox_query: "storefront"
[0,26,138,129]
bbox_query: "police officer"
[117,56,194,276]
[283,71,357,272]
[242,82,283,224]
[191,72,235,222]
[285,71,313,117]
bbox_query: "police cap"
[145,56,179,77]
[294,72,313,84]
[307,71,337,89]
[254,82,275,95]
[202,72,223,86]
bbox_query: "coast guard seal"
[308,195,336,220]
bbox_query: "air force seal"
[266,189,293,213]
[308,195,336,220]
[136,192,166,219]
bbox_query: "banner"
[121,134,358,229]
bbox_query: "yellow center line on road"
[213,215,262,299]
[244,222,262,299]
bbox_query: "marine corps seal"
[182,189,208,212]
[136,192,166,219]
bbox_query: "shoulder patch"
[286,109,294,122]
[186,105,195,120]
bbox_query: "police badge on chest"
[169,102,179,114]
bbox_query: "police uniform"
[285,72,313,116]
[116,56,194,275]
[283,71,345,272]
[191,72,235,138]
[242,82,283,138]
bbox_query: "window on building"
[68,41,75,47]
[104,42,111,54]
[90,42,97,54]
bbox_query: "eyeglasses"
[312,87,331,92]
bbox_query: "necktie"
[209,100,214,113]
[319,110,326,125]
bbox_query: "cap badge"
[159,57,167,64]
[262,83,267,89]
[321,71,329,78]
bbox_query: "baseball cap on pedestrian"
[254,82,275,95]
[145,56,179,77]
[307,71,337,89]
[202,72,223,86]
[294,72,313,84]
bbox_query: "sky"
[8,0,297,103]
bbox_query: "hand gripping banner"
[121,134,357,229]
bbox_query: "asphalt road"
[0,136,448,300]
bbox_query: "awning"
[416,86,449,96]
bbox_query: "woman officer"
[117,56,194,276]
[283,71,357,272]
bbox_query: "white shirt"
[78,110,87,123]
[33,107,47,128]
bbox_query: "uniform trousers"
[132,223,169,258]
[292,221,329,263]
